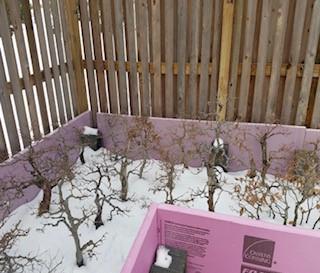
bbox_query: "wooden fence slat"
[0,0,31,145]
[265,0,290,123]
[79,0,98,122]
[311,79,320,128]
[210,0,222,115]
[51,0,73,121]
[113,0,129,114]
[7,0,41,140]
[295,0,320,126]
[33,0,59,129]
[0,51,20,154]
[198,0,213,117]
[164,0,174,118]
[217,0,234,121]
[62,0,87,115]
[136,0,151,116]
[189,0,201,118]
[188,0,201,118]
[176,0,188,117]
[291,1,312,124]
[238,0,258,121]
[281,0,307,124]
[151,0,162,117]
[226,0,244,121]
[21,0,49,134]
[89,0,107,113]
[124,0,139,115]
[0,117,8,161]
[43,0,66,125]
[101,0,119,114]
[251,0,272,123]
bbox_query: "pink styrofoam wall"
[0,111,92,218]
[121,204,159,273]
[122,204,320,273]
[97,113,318,174]
[303,128,320,158]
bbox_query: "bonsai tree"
[285,145,320,226]
[129,116,159,178]
[82,159,127,229]
[44,177,105,267]
[0,176,61,273]
[104,117,141,201]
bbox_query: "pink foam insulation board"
[122,203,320,273]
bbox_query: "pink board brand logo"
[243,236,275,268]
[241,265,280,273]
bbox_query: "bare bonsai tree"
[2,141,77,216]
[129,116,160,178]
[229,125,295,220]
[105,117,142,201]
[188,119,229,212]
[0,221,41,273]
[254,125,290,184]
[82,160,127,229]
[285,146,320,226]
[151,121,204,205]
[44,176,105,267]
[152,149,182,204]
[0,179,61,273]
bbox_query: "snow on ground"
[1,147,319,273]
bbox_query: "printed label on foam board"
[240,265,280,273]
[242,236,275,268]
[241,235,282,273]
[161,220,211,273]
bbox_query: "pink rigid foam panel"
[96,113,317,174]
[122,203,320,273]
[121,204,159,273]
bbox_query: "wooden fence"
[1,0,320,160]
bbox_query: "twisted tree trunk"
[120,159,129,201]
[38,183,52,216]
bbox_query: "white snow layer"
[154,245,172,268]
[1,147,319,273]
[83,126,99,136]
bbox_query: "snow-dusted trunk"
[94,193,103,229]
[247,157,257,178]
[282,205,289,225]
[292,198,305,227]
[206,146,219,212]
[79,148,85,164]
[120,159,129,201]
[139,159,147,179]
[166,164,175,204]
[73,231,84,267]
[38,183,52,216]
[260,135,270,184]
[206,166,218,212]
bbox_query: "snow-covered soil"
[1,147,319,273]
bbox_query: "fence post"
[63,0,88,114]
[217,0,234,121]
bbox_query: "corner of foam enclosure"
[121,203,160,273]
[121,203,320,273]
